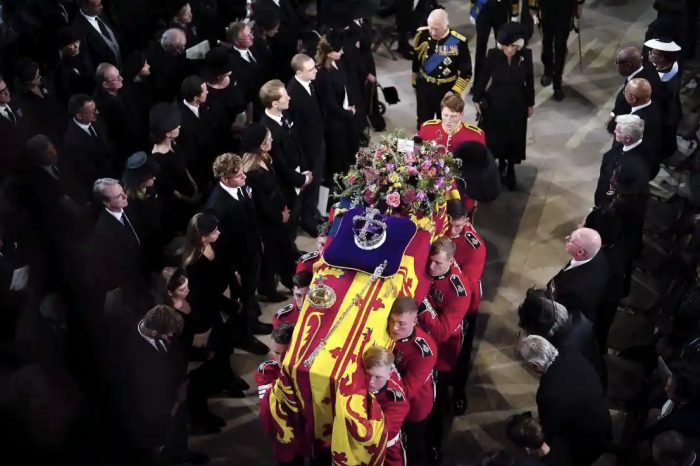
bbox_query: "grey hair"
[517,335,559,372]
[615,114,645,141]
[95,62,115,85]
[93,177,120,202]
[427,8,449,26]
[547,300,569,337]
[161,28,186,47]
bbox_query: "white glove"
[470,15,476,25]
[511,15,520,23]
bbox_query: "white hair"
[93,177,120,201]
[427,8,449,26]
[517,335,559,373]
[548,300,569,337]
[615,114,645,141]
[497,38,525,50]
[161,28,186,47]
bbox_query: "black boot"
[498,158,507,183]
[505,163,516,190]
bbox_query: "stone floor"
[192,1,660,464]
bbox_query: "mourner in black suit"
[254,0,302,82]
[204,154,272,335]
[146,28,190,103]
[288,54,325,225]
[54,28,97,105]
[518,337,612,466]
[178,76,218,192]
[71,0,121,66]
[517,289,606,386]
[626,79,662,162]
[546,227,609,324]
[114,305,207,465]
[89,178,149,311]
[595,114,652,208]
[646,38,683,160]
[226,22,266,115]
[259,80,314,234]
[607,47,661,133]
[0,77,29,178]
[93,63,139,156]
[62,94,119,201]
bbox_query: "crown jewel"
[352,208,387,250]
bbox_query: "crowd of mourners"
[0,0,699,466]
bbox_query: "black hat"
[122,51,147,82]
[195,212,219,236]
[204,47,232,79]
[517,289,558,337]
[612,159,650,195]
[453,141,501,202]
[253,8,280,30]
[123,151,159,188]
[241,123,268,153]
[149,103,181,137]
[325,28,345,52]
[496,22,525,46]
[57,28,80,48]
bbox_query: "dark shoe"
[258,292,287,303]
[166,450,210,465]
[553,88,565,101]
[235,334,269,354]
[540,75,552,86]
[204,411,226,427]
[505,170,516,190]
[219,386,246,398]
[223,372,250,391]
[189,421,221,436]
[250,320,273,335]
[452,392,468,416]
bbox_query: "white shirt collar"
[73,118,93,135]
[265,109,284,126]
[271,0,280,6]
[233,46,253,62]
[295,75,312,95]
[659,61,679,82]
[80,10,101,32]
[105,207,124,223]
[627,65,644,81]
[623,138,643,152]
[220,181,240,200]
[566,256,593,270]
[137,321,165,351]
[183,99,199,118]
[630,100,652,113]
[0,104,12,121]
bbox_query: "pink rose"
[407,166,419,176]
[385,192,401,208]
[404,153,417,164]
[421,161,432,171]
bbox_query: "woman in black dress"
[472,23,534,190]
[315,30,362,180]
[121,52,153,150]
[149,103,199,240]
[14,58,66,143]
[203,47,248,153]
[241,124,295,301]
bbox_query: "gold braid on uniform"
[511,0,520,17]
[412,32,430,87]
[452,77,470,94]
[528,0,538,11]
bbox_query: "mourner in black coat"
[0,79,29,178]
[54,30,96,104]
[71,1,121,66]
[546,228,609,323]
[146,28,190,103]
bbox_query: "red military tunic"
[369,370,409,466]
[271,302,300,331]
[452,222,486,313]
[295,250,321,274]
[418,119,486,154]
[394,327,437,422]
[418,265,471,371]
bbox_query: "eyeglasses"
[107,74,123,81]
[565,235,588,255]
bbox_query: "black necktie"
[4,107,16,125]
[308,83,315,96]
[247,50,256,63]
[95,16,110,38]
[121,212,141,244]
[51,166,60,178]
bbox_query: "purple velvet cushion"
[323,207,418,277]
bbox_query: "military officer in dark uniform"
[412,8,473,128]
[529,0,583,100]
[470,0,520,86]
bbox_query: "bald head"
[624,78,652,106]
[565,227,602,260]
[615,47,642,77]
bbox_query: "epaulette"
[418,298,438,318]
[299,250,320,262]
[414,337,434,357]
[450,30,467,41]
[257,360,279,373]
[422,119,441,126]
[387,388,406,402]
[450,274,468,297]
[416,26,429,31]
[462,122,483,134]
[464,231,481,249]
[275,303,294,317]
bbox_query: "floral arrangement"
[334,131,462,217]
